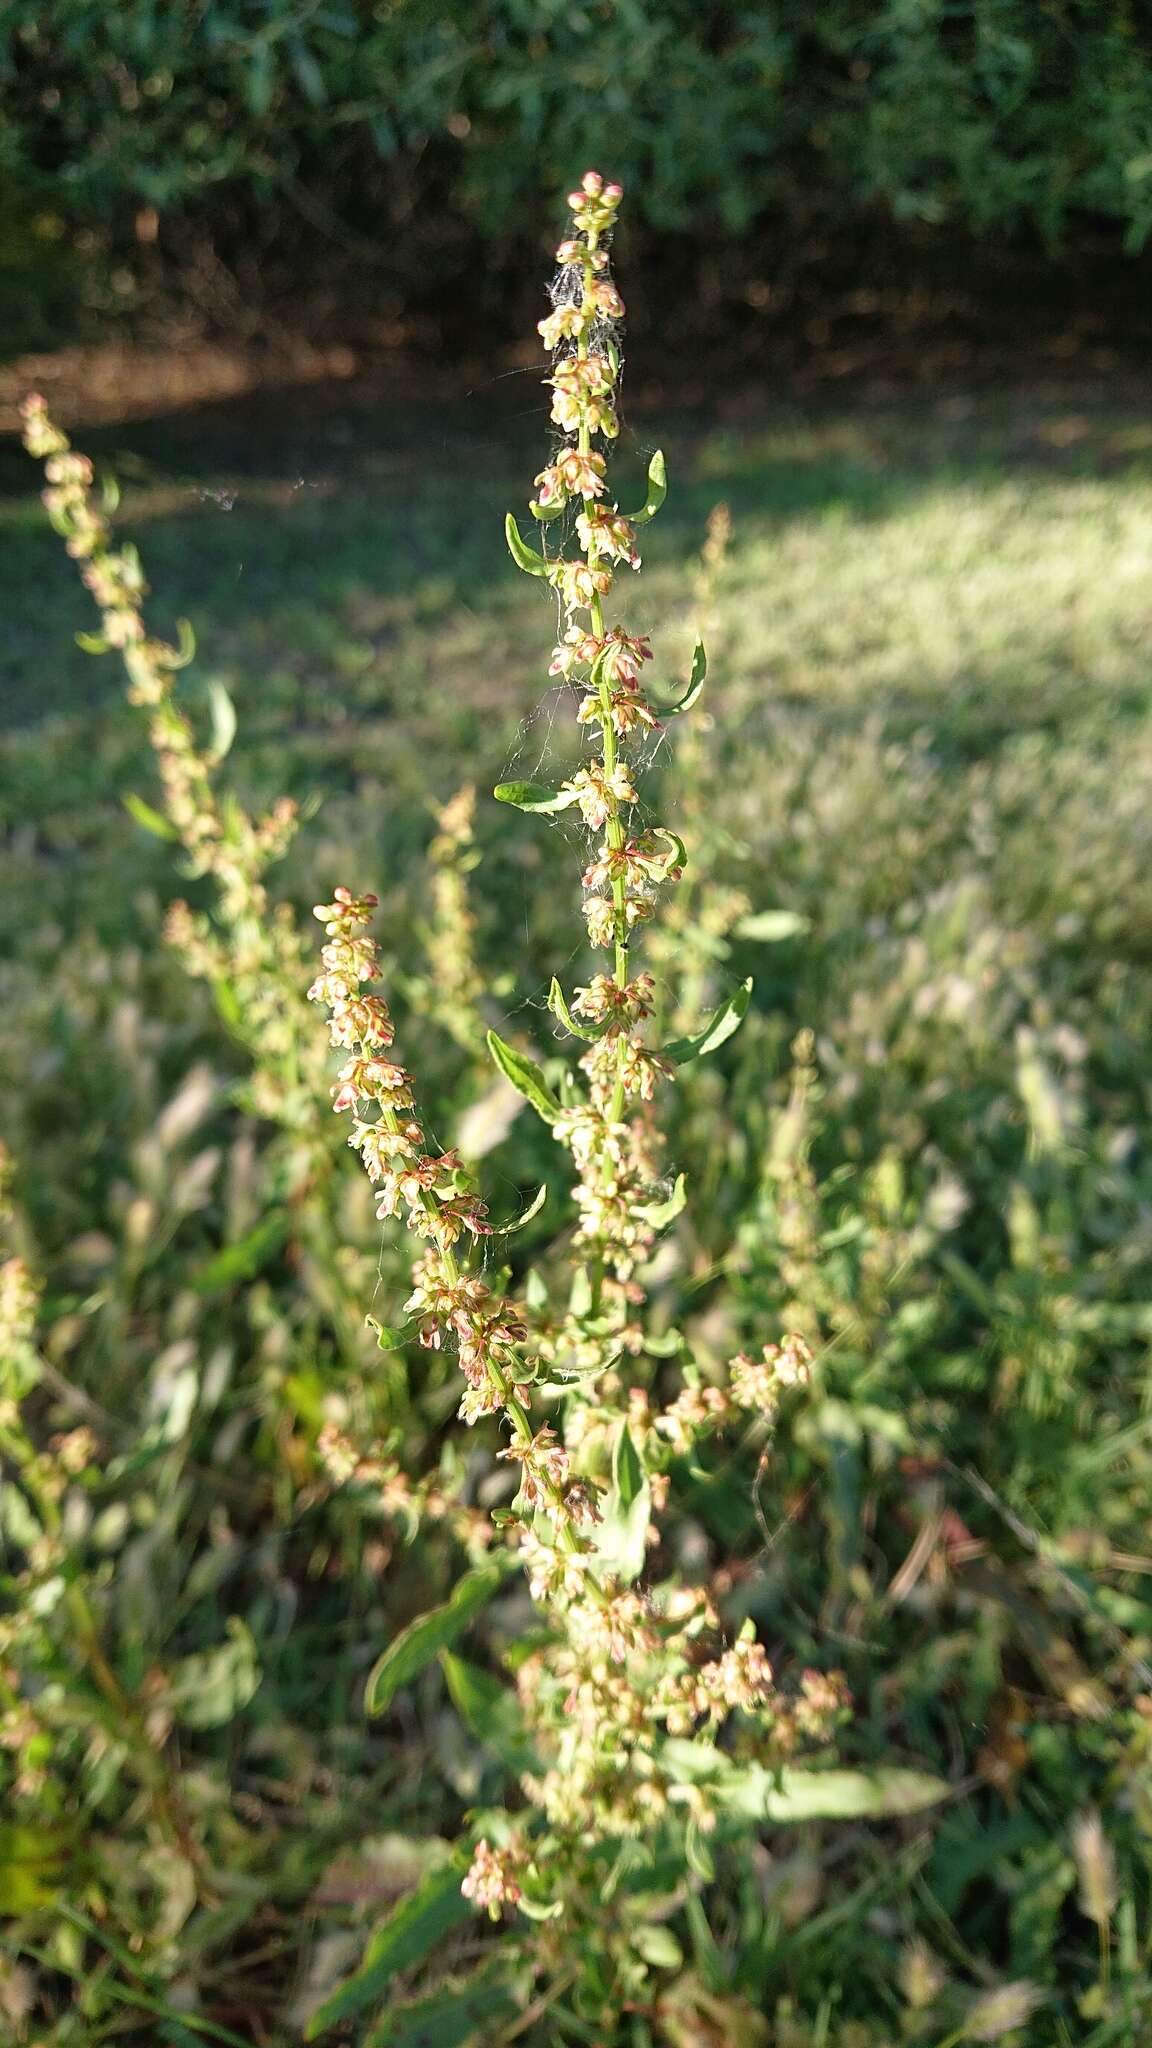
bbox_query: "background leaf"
[366,1565,509,1717]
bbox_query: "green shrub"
[3,1,1152,270]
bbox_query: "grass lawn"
[2,376,1152,2041]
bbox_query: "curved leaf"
[304,1856,471,2037]
[628,448,667,525]
[493,780,580,814]
[168,617,198,669]
[637,1173,687,1229]
[365,1315,406,1350]
[366,1967,517,2048]
[365,1564,509,1718]
[486,1030,563,1123]
[123,791,178,841]
[653,828,688,878]
[664,639,707,717]
[492,1183,547,1235]
[662,978,752,1065]
[207,678,237,761]
[548,976,599,1041]
[504,512,549,577]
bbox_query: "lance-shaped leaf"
[441,1652,532,1769]
[123,791,179,841]
[486,1030,564,1123]
[207,678,237,762]
[504,512,550,577]
[663,639,707,718]
[662,977,752,1065]
[365,1563,510,1717]
[735,908,811,941]
[75,630,110,655]
[627,448,667,525]
[528,494,564,521]
[548,976,600,1041]
[493,780,580,814]
[758,1767,950,1823]
[366,1967,518,2048]
[167,617,198,669]
[304,1856,472,2037]
[661,1742,948,1823]
[593,1423,651,1584]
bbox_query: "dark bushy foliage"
[4,1,1152,264]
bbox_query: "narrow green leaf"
[569,1265,592,1317]
[528,496,564,521]
[685,1813,716,1882]
[169,618,198,669]
[504,512,549,577]
[662,978,752,1065]
[493,780,579,813]
[593,1423,651,1584]
[122,791,179,841]
[304,1858,471,2037]
[441,1652,530,1767]
[365,1564,508,1717]
[735,909,811,941]
[613,1423,645,1511]
[761,1766,950,1823]
[628,448,667,525]
[485,1031,563,1124]
[664,639,708,718]
[75,629,110,655]
[212,978,245,1038]
[548,976,599,1041]
[101,474,121,515]
[492,1183,547,1235]
[440,1652,506,1740]
[366,1968,517,2048]
[207,678,237,761]
[516,1893,564,1921]
[662,1745,948,1824]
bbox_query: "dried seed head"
[1072,1808,1118,1927]
[963,1981,1044,2042]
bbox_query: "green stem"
[372,1092,581,1547]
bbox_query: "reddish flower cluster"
[20,395,317,1139]
[307,892,599,1543]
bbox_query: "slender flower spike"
[498,173,689,1290]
